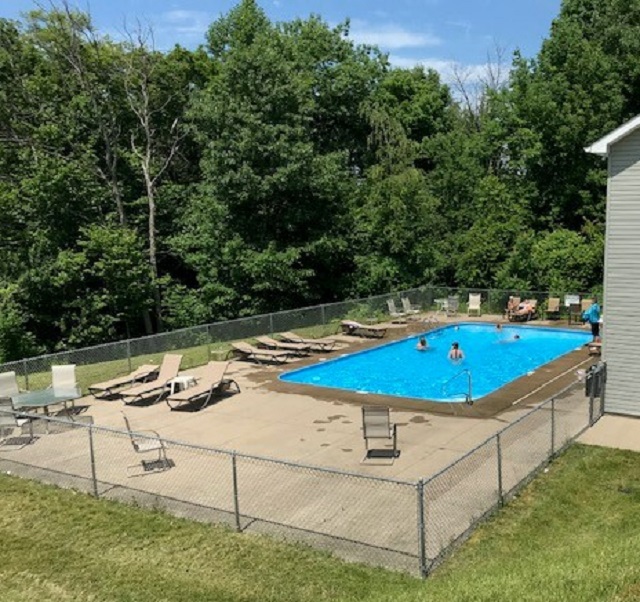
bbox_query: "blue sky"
[4,1,561,81]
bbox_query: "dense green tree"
[181,0,384,315]
[0,0,624,356]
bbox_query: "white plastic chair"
[0,396,35,446]
[51,365,81,401]
[401,297,420,316]
[0,372,20,398]
[467,293,482,317]
[386,299,406,320]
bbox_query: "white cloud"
[349,23,441,50]
[388,55,488,85]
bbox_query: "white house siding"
[604,129,640,416]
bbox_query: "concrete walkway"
[579,414,640,452]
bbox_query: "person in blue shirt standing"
[584,298,601,342]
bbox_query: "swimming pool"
[279,323,591,403]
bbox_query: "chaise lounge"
[119,354,183,405]
[165,361,240,411]
[545,297,561,320]
[255,335,310,356]
[230,342,294,364]
[509,299,538,322]
[278,332,337,352]
[505,296,521,320]
[89,364,159,399]
[340,320,387,339]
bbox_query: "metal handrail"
[442,369,473,405]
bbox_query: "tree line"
[0,0,635,360]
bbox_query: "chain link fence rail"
[0,362,605,578]
[0,286,599,396]
[420,362,606,576]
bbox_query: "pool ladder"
[442,369,473,405]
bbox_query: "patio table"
[12,388,80,415]
[434,298,448,314]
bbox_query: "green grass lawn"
[1,444,639,601]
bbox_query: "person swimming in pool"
[499,334,521,343]
[448,341,464,360]
[416,336,428,351]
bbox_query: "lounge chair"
[509,299,538,322]
[505,296,521,320]
[581,298,594,314]
[166,361,240,411]
[88,364,159,399]
[0,371,20,398]
[278,332,337,352]
[568,302,582,324]
[119,354,183,405]
[545,297,561,320]
[0,396,35,447]
[340,320,387,339]
[361,406,399,462]
[255,335,310,356]
[51,365,81,409]
[386,299,407,321]
[467,293,482,317]
[445,296,459,317]
[122,412,171,476]
[401,297,420,316]
[230,342,293,364]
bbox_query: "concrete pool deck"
[0,312,601,574]
[46,312,597,481]
[579,415,640,452]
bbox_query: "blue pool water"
[279,324,591,402]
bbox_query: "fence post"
[269,314,274,335]
[88,426,99,498]
[321,304,326,326]
[126,339,132,373]
[588,378,596,427]
[416,479,427,578]
[496,433,503,506]
[551,398,556,457]
[231,452,241,532]
[599,363,607,418]
[23,358,29,390]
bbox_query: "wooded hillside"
[1,0,635,360]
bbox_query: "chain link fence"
[0,363,606,578]
[420,362,607,576]
[0,286,598,395]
